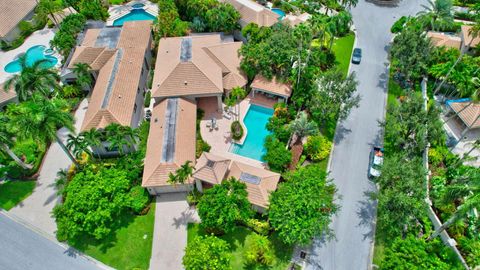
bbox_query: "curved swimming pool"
[4,45,58,73]
[230,104,274,161]
[113,9,156,26]
[271,8,285,20]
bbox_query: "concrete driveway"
[0,211,106,270]
[150,193,199,270]
[305,1,427,269]
[9,99,89,236]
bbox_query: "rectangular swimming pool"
[229,104,274,161]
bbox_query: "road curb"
[0,210,114,270]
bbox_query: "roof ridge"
[191,61,224,92]
[202,46,231,73]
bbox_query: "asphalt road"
[305,1,427,269]
[0,212,102,270]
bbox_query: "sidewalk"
[9,99,89,236]
[149,193,199,270]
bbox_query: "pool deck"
[199,93,277,169]
[107,0,159,26]
[0,28,59,84]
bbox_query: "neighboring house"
[222,0,279,28]
[0,0,37,43]
[282,13,311,27]
[461,25,480,52]
[447,99,480,141]
[250,75,292,103]
[151,34,247,111]
[63,21,153,156]
[0,84,18,109]
[427,31,462,50]
[142,98,197,194]
[193,152,280,213]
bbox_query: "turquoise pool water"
[113,9,156,26]
[272,8,285,20]
[230,104,274,161]
[4,45,58,73]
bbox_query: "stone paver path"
[9,99,88,236]
[150,193,199,270]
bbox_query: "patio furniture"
[223,112,232,119]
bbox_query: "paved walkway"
[9,99,89,236]
[150,193,199,270]
[0,28,58,84]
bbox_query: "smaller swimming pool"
[4,45,58,73]
[272,8,285,20]
[230,104,274,161]
[131,3,145,8]
[113,9,156,26]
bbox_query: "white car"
[368,146,384,179]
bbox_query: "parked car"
[368,146,384,179]
[352,48,362,64]
[145,109,152,121]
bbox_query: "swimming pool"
[4,45,58,73]
[113,9,156,26]
[230,104,274,161]
[271,8,285,20]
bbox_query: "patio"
[106,0,158,26]
[0,28,58,84]
[198,93,278,168]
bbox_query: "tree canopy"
[183,235,231,270]
[268,164,338,245]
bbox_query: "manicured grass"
[332,33,355,77]
[188,223,293,270]
[70,203,155,270]
[109,0,127,4]
[0,180,36,210]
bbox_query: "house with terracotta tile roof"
[447,100,480,136]
[192,152,280,213]
[0,84,17,109]
[461,25,480,52]
[0,0,37,43]
[222,0,279,28]
[62,21,153,156]
[251,75,292,103]
[427,31,462,50]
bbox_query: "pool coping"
[106,0,159,27]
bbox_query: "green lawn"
[0,180,36,210]
[188,223,293,270]
[332,33,355,77]
[70,203,155,270]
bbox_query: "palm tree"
[427,167,480,240]
[227,87,246,121]
[417,0,453,31]
[168,161,196,197]
[0,114,32,170]
[340,0,358,8]
[66,134,91,159]
[35,0,61,27]
[105,123,137,155]
[9,95,79,167]
[81,128,102,158]
[72,63,93,90]
[289,111,318,145]
[4,56,60,101]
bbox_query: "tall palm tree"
[9,95,79,167]
[168,161,196,197]
[81,128,102,158]
[4,56,60,101]
[417,0,453,31]
[427,167,480,240]
[35,0,61,27]
[66,134,91,159]
[105,123,137,155]
[228,87,246,121]
[0,114,32,170]
[72,63,93,90]
[289,111,318,145]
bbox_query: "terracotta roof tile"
[0,83,17,105]
[427,31,461,50]
[251,75,292,98]
[449,101,480,129]
[0,0,37,38]
[461,25,480,48]
[193,153,231,185]
[222,0,279,27]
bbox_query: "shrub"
[79,0,108,21]
[128,186,150,214]
[50,14,86,58]
[245,218,271,235]
[196,139,211,158]
[18,21,34,36]
[186,188,202,205]
[244,233,275,266]
[60,85,81,98]
[144,91,151,108]
[304,135,332,162]
[183,235,231,270]
[263,135,291,172]
[231,121,244,140]
[391,16,407,33]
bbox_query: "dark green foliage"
[268,165,338,245]
[197,178,254,234]
[144,91,151,107]
[78,0,108,20]
[50,14,86,58]
[266,105,294,143]
[381,235,462,270]
[183,235,231,270]
[204,3,240,33]
[262,135,291,172]
[391,16,408,33]
[230,121,243,140]
[155,0,188,39]
[196,109,211,158]
[243,233,275,266]
[128,186,150,214]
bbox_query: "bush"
[18,21,34,36]
[183,235,231,270]
[263,135,291,172]
[231,121,244,140]
[391,16,407,33]
[144,91,151,108]
[128,186,150,214]
[244,233,275,266]
[186,188,202,205]
[50,14,86,58]
[245,218,271,235]
[196,139,211,158]
[304,135,332,162]
[79,0,108,21]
